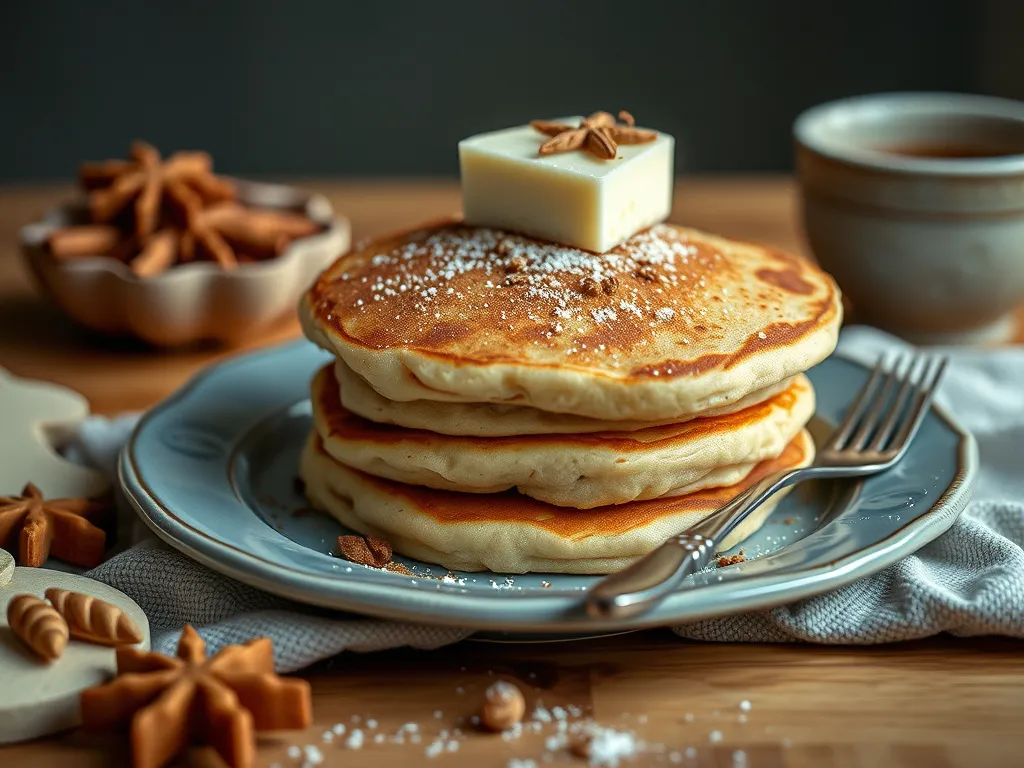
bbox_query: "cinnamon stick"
[196,201,247,227]
[46,225,122,258]
[179,230,197,263]
[129,141,161,168]
[185,172,236,205]
[67,142,317,275]
[164,179,204,226]
[109,234,140,263]
[133,174,161,238]
[215,217,290,259]
[163,151,213,179]
[78,160,135,191]
[130,229,178,277]
[89,171,145,222]
[244,209,321,239]
[194,223,237,269]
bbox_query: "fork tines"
[828,353,948,454]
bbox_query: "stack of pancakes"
[298,220,842,574]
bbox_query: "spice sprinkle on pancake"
[301,220,841,422]
[310,363,815,509]
[299,428,815,575]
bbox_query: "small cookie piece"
[338,534,392,568]
[337,534,412,575]
[7,594,69,661]
[365,535,392,565]
[716,553,746,568]
[480,680,526,731]
[45,588,143,647]
[338,535,376,566]
[81,625,312,768]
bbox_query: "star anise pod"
[0,482,108,567]
[81,625,312,768]
[82,141,236,239]
[531,110,658,159]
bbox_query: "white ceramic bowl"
[794,92,1024,344]
[20,179,350,347]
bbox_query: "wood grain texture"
[3,634,1023,767]
[0,179,1022,767]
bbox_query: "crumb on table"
[716,553,746,567]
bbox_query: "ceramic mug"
[794,92,1024,344]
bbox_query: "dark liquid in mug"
[875,143,1018,158]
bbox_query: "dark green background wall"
[0,0,992,180]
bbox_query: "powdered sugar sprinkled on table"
[276,684,786,765]
[344,729,363,749]
[300,745,323,766]
[577,724,645,766]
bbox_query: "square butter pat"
[459,118,674,253]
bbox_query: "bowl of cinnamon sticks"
[19,141,350,347]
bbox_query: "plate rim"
[119,340,978,633]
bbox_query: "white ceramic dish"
[794,92,1024,345]
[119,340,977,634]
[19,179,350,347]
[0,551,151,745]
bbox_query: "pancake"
[301,219,841,422]
[300,428,815,574]
[334,357,796,436]
[311,363,815,508]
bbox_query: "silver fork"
[585,353,948,620]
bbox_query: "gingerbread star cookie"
[0,483,108,567]
[81,625,312,768]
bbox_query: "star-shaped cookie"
[81,625,312,768]
[0,482,108,567]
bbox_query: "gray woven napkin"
[75,326,1024,671]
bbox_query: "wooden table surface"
[1,178,1022,768]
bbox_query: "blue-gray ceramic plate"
[119,341,977,633]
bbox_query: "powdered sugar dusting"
[312,223,769,370]
[275,689,788,767]
[591,728,641,765]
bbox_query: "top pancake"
[302,219,841,421]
